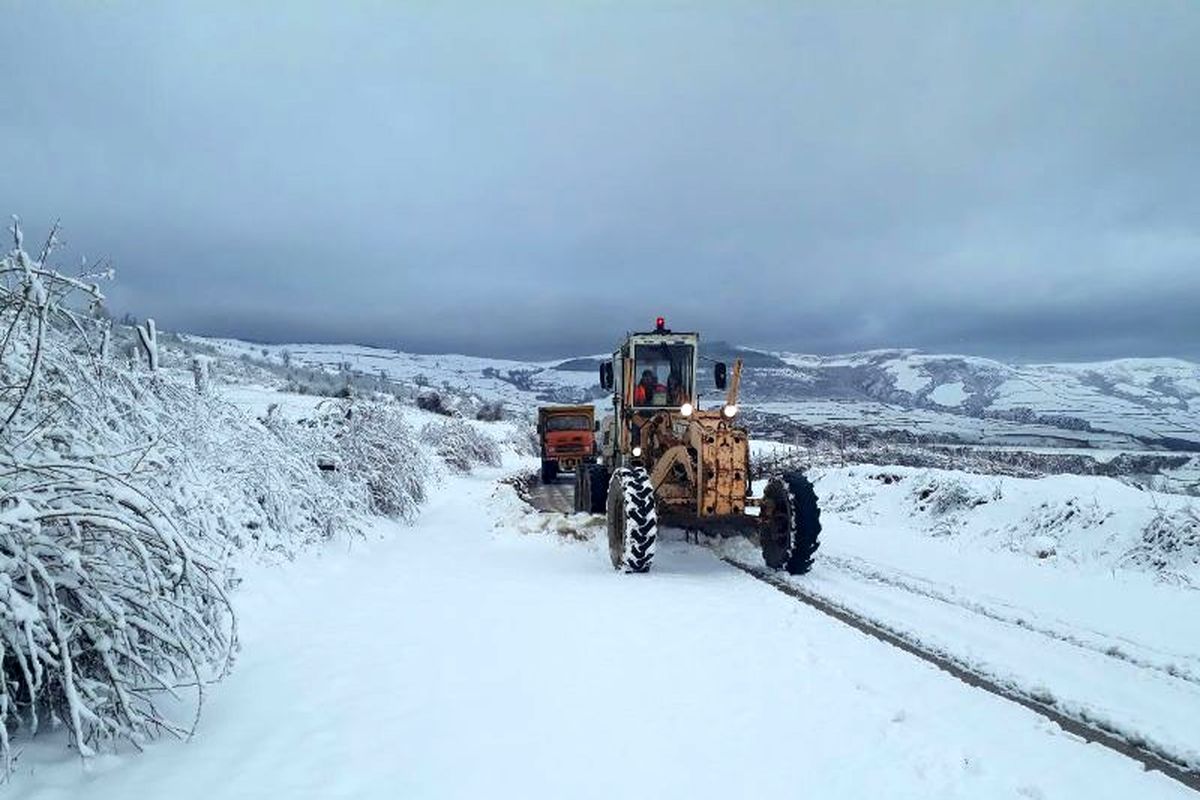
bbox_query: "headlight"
[722,404,738,418]
[680,402,694,417]
[632,446,643,457]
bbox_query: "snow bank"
[813,465,1200,583]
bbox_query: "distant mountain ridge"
[754,349,1200,448]
[192,336,1200,451]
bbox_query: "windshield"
[545,415,591,432]
[632,343,694,407]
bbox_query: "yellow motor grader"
[573,317,820,574]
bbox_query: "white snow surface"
[10,469,1196,799]
[719,464,1200,773]
[887,358,933,394]
[929,381,968,407]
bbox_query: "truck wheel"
[760,471,821,575]
[573,464,589,512]
[586,464,609,514]
[541,460,558,484]
[607,467,656,573]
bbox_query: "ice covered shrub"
[421,418,501,473]
[502,423,540,459]
[416,390,453,416]
[0,221,234,767]
[475,400,504,422]
[168,395,361,556]
[0,464,234,762]
[1120,504,1200,582]
[911,473,990,515]
[314,401,429,521]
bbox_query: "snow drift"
[812,465,1200,583]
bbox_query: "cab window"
[632,344,694,407]
[545,415,591,432]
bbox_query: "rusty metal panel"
[694,424,749,517]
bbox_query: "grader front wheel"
[607,467,657,572]
[760,472,822,575]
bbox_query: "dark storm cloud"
[3,2,1198,360]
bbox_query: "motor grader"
[573,317,820,574]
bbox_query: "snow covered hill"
[192,337,1200,452]
[766,350,1200,449]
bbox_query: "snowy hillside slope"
[193,337,1200,451]
[769,350,1200,449]
[188,337,602,413]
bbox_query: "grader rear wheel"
[607,467,656,572]
[760,471,822,575]
[574,465,587,512]
[574,464,609,513]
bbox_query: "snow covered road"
[733,514,1200,778]
[11,473,1195,799]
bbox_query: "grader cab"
[573,317,820,574]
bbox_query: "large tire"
[541,460,558,484]
[574,464,609,513]
[574,465,587,512]
[586,464,609,514]
[607,467,657,572]
[760,471,821,575]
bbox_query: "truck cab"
[537,405,597,483]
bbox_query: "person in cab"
[634,369,667,405]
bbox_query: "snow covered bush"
[475,400,504,421]
[0,221,235,767]
[501,423,540,459]
[1121,505,1200,582]
[911,473,991,516]
[0,221,435,769]
[171,395,360,556]
[314,401,429,521]
[0,464,234,763]
[421,418,501,473]
[416,390,453,417]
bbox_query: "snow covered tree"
[0,220,235,768]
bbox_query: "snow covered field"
[720,466,1200,774]
[9,315,1199,798]
[11,471,1196,799]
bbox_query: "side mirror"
[594,420,600,431]
[599,361,614,390]
[714,362,728,390]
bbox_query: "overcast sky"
[3,3,1198,361]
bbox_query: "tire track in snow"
[818,552,1200,688]
[721,557,1200,794]
[512,478,1200,791]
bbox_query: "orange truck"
[537,405,597,483]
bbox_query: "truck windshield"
[632,343,694,407]
[545,416,591,432]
